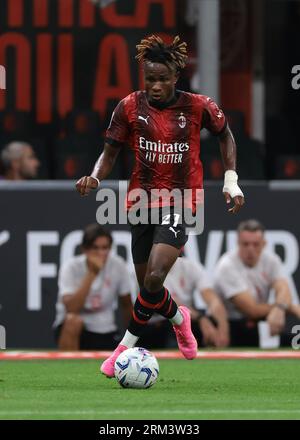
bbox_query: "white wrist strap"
[223,170,244,198]
[92,176,100,188]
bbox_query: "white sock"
[119,330,139,348]
[169,309,183,326]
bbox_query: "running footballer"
[76,35,244,377]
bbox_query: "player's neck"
[146,90,180,110]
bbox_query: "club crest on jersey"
[178,113,186,128]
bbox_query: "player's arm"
[218,125,245,213]
[230,291,273,320]
[201,97,244,213]
[76,142,121,196]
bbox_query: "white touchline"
[1,409,300,415]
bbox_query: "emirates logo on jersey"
[138,137,190,164]
[178,112,186,128]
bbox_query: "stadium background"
[0,0,300,348]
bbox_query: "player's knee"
[63,313,84,336]
[144,270,165,292]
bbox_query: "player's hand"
[223,170,245,214]
[75,176,99,196]
[267,307,285,336]
[223,192,245,214]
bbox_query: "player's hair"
[82,224,113,249]
[237,219,265,234]
[135,35,188,71]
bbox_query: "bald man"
[0,141,40,180]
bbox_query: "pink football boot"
[173,306,198,360]
[100,344,128,378]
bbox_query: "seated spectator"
[140,256,229,348]
[0,141,40,180]
[53,224,133,350]
[214,219,300,346]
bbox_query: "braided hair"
[136,35,188,72]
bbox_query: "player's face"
[86,236,111,261]
[143,62,178,104]
[19,146,40,179]
[238,230,266,267]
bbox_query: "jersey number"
[161,213,180,227]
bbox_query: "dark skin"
[76,61,244,292]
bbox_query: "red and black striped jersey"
[105,90,226,210]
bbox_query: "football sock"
[128,286,183,336]
[155,288,181,321]
[127,286,165,336]
[119,330,139,348]
[169,308,184,326]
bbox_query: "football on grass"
[114,347,159,389]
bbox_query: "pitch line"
[1,409,300,416]
[1,350,300,360]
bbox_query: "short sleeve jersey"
[105,90,226,210]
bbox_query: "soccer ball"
[114,347,159,389]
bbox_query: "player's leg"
[56,313,84,350]
[118,242,197,358]
[100,225,154,377]
[143,210,198,358]
[124,243,182,338]
[100,243,180,377]
[142,243,198,360]
[100,214,197,377]
[134,262,148,288]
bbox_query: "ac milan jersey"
[105,90,226,209]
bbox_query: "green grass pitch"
[1,359,300,420]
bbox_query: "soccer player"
[76,35,244,377]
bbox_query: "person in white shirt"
[53,224,133,350]
[165,257,229,347]
[138,257,229,348]
[214,219,300,346]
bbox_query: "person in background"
[53,224,133,350]
[0,141,40,180]
[164,256,229,348]
[214,219,300,346]
[138,256,230,349]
